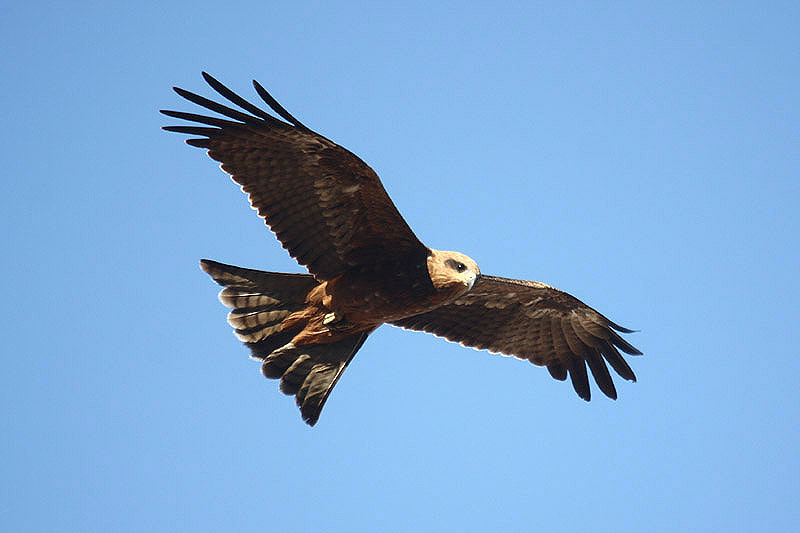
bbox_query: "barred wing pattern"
[161,72,427,281]
[392,275,642,401]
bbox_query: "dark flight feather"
[161,75,427,281]
[393,275,641,401]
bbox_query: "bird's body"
[265,250,478,345]
[162,73,642,426]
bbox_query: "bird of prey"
[162,73,642,426]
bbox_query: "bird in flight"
[162,73,642,426]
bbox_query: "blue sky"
[2,2,798,531]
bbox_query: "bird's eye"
[446,259,467,273]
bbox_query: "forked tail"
[200,259,373,425]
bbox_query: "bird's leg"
[322,311,350,331]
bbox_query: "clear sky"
[2,2,798,532]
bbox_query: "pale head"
[426,249,481,296]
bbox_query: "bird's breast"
[312,262,458,324]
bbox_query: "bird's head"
[427,249,481,295]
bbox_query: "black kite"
[162,73,642,426]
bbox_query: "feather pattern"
[162,73,427,281]
[392,275,642,401]
[263,331,373,425]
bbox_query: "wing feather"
[162,73,427,280]
[567,353,591,402]
[392,275,642,401]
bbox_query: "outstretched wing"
[392,275,642,401]
[161,72,427,281]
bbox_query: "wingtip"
[172,86,194,99]
[159,109,183,119]
[201,71,220,86]
[609,321,638,334]
[252,79,271,100]
[199,258,216,274]
[575,383,591,402]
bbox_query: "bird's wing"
[391,275,642,400]
[162,73,427,281]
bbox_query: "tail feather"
[200,259,374,426]
[265,331,373,426]
[200,259,317,355]
[280,353,315,395]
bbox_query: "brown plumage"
[162,73,642,426]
